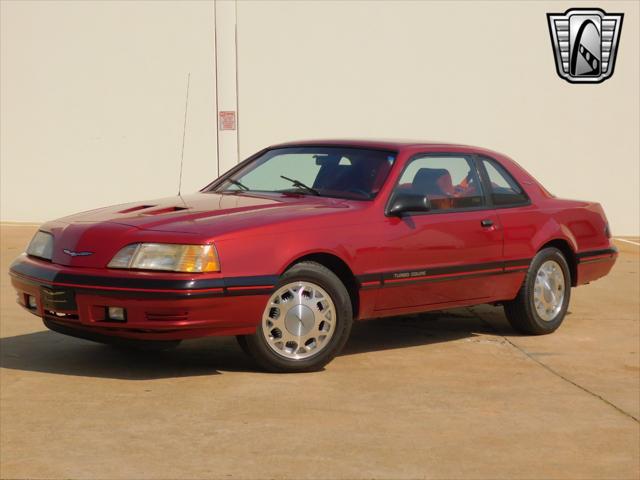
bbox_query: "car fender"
[529,214,579,255]
[214,230,356,280]
[277,246,355,276]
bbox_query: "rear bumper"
[9,255,274,341]
[576,246,618,285]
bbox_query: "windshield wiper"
[280,176,319,195]
[226,178,249,191]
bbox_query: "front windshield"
[213,147,397,200]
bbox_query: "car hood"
[44,193,358,268]
[56,192,356,234]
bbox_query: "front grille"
[40,287,76,310]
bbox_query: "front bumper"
[9,255,276,341]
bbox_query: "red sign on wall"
[218,111,236,131]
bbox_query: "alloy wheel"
[262,281,336,360]
[533,259,565,321]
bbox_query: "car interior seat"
[412,168,454,209]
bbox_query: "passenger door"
[374,153,503,312]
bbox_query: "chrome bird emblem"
[63,249,93,257]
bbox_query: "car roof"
[269,138,485,152]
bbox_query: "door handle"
[480,219,494,228]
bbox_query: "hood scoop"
[117,205,189,216]
[118,205,156,214]
[143,206,189,215]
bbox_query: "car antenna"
[177,72,191,199]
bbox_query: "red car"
[10,140,617,372]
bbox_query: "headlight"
[26,231,54,260]
[108,243,220,273]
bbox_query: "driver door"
[374,153,503,311]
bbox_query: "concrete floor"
[1,225,638,480]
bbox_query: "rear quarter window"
[481,157,529,206]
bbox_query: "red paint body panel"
[9,140,617,341]
[372,210,503,309]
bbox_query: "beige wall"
[2,1,639,234]
[1,1,218,222]
[237,0,639,234]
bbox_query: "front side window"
[481,157,528,206]
[394,155,484,211]
[213,147,396,200]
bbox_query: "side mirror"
[386,192,430,216]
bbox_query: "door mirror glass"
[387,193,431,216]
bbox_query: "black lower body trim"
[79,286,273,299]
[578,256,616,265]
[576,247,618,263]
[12,273,273,299]
[10,257,277,295]
[356,258,531,289]
[383,269,526,289]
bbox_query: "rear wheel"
[504,247,571,335]
[237,261,353,372]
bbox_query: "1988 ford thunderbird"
[10,140,617,372]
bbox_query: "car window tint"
[238,154,320,191]
[396,155,484,211]
[482,158,528,206]
[218,147,396,200]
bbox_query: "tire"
[504,247,571,335]
[235,334,251,356]
[237,261,353,373]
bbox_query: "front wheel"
[237,261,353,373]
[504,247,571,335]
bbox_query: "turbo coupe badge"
[547,8,623,84]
